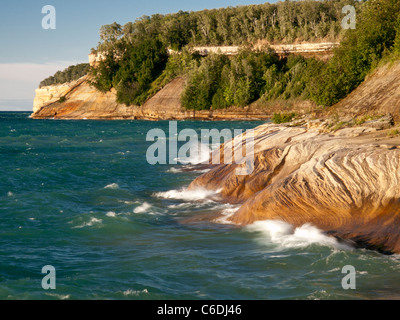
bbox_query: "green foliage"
[58,96,66,103]
[39,63,89,87]
[272,112,296,124]
[48,0,358,107]
[181,49,282,110]
[387,129,400,136]
[43,0,400,112]
[89,38,168,105]
[181,54,228,110]
[393,15,400,55]
[88,53,119,92]
[112,38,168,105]
[308,0,400,106]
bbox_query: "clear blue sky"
[0,0,272,110]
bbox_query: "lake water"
[1,112,400,300]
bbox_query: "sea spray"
[246,220,352,251]
[104,183,119,190]
[133,202,152,214]
[154,187,221,202]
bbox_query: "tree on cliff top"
[39,63,90,88]
[86,0,355,107]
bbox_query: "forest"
[41,0,400,111]
[39,63,89,88]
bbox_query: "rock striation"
[332,60,400,123]
[189,121,400,254]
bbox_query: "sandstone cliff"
[31,76,277,120]
[33,76,88,114]
[32,58,400,122]
[193,42,338,61]
[331,60,400,123]
[31,41,338,121]
[189,121,400,254]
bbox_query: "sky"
[0,0,271,111]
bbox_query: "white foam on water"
[133,202,152,214]
[104,183,119,190]
[214,205,241,225]
[122,288,149,296]
[246,220,351,250]
[174,142,211,165]
[106,211,117,217]
[168,166,211,174]
[168,167,184,173]
[154,187,220,202]
[168,203,193,209]
[73,217,103,229]
[45,293,71,300]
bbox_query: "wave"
[154,187,220,202]
[106,211,117,217]
[213,205,241,225]
[168,166,211,174]
[45,293,71,300]
[104,183,119,190]
[73,217,103,229]
[133,202,152,214]
[246,220,351,250]
[174,142,211,165]
[168,167,185,173]
[167,203,194,209]
[122,288,149,296]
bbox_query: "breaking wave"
[133,202,152,214]
[174,142,211,165]
[73,217,103,229]
[104,183,119,190]
[154,187,220,202]
[246,220,352,250]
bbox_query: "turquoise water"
[1,112,400,300]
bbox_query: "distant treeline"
[95,0,356,52]
[39,63,89,88]
[181,0,400,109]
[90,0,364,107]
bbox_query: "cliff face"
[332,60,400,123]
[32,41,339,120]
[33,76,87,114]
[32,51,400,122]
[192,42,338,61]
[189,122,400,254]
[31,77,277,120]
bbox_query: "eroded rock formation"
[31,77,275,120]
[189,121,400,254]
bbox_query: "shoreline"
[187,119,400,254]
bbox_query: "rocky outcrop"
[32,51,400,122]
[33,76,88,113]
[31,77,276,120]
[189,121,400,254]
